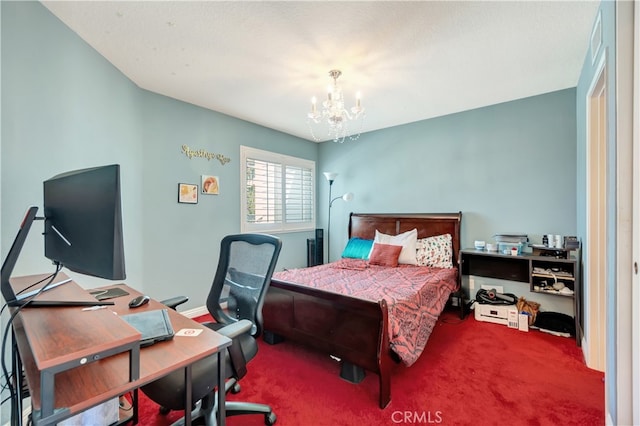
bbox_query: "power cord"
[0,272,56,317]
[0,264,63,419]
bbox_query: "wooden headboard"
[348,212,462,269]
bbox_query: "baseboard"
[179,305,209,319]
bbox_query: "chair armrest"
[212,319,253,339]
[160,296,189,310]
[212,319,253,380]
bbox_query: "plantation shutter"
[241,146,315,233]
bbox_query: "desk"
[9,274,231,426]
[459,249,582,344]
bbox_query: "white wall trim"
[631,2,640,424]
[180,305,210,319]
[613,1,635,424]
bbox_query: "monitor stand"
[11,300,115,308]
[8,276,115,308]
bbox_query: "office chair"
[142,233,282,426]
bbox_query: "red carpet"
[136,311,604,425]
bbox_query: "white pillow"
[373,228,418,265]
[416,234,453,268]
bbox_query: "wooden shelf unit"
[459,248,581,344]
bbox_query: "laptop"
[120,309,175,347]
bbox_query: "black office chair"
[142,233,282,426]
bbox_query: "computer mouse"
[129,295,150,308]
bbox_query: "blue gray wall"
[319,89,578,315]
[319,90,577,253]
[0,1,317,308]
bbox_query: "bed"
[262,212,462,408]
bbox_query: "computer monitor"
[0,164,126,308]
[43,164,126,280]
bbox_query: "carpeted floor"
[136,310,604,425]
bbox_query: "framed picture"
[178,183,198,204]
[201,175,219,195]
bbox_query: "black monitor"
[43,164,126,280]
[0,164,125,308]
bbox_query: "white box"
[518,313,529,332]
[58,397,119,425]
[475,304,518,327]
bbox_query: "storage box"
[493,234,528,244]
[497,242,524,255]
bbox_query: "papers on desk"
[176,328,203,337]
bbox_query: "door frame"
[631,2,639,423]
[585,50,608,372]
[610,1,636,424]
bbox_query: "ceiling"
[41,1,600,142]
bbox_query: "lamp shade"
[342,192,354,202]
[323,172,338,182]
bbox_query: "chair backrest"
[206,233,282,337]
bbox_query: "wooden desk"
[10,274,231,426]
[459,249,582,344]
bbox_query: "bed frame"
[262,212,462,408]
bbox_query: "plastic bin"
[497,242,524,255]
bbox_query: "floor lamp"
[323,172,354,262]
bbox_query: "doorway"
[585,53,607,372]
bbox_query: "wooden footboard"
[262,279,392,408]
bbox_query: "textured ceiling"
[42,1,600,142]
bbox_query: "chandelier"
[307,70,365,143]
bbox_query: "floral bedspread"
[271,258,458,366]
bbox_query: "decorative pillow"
[368,243,403,267]
[341,238,374,260]
[372,228,418,265]
[416,234,453,268]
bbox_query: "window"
[241,146,315,233]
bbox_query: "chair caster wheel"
[159,406,171,415]
[265,412,277,425]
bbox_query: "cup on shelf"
[546,234,555,247]
[554,235,562,249]
[486,243,497,252]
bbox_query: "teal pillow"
[341,238,374,260]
